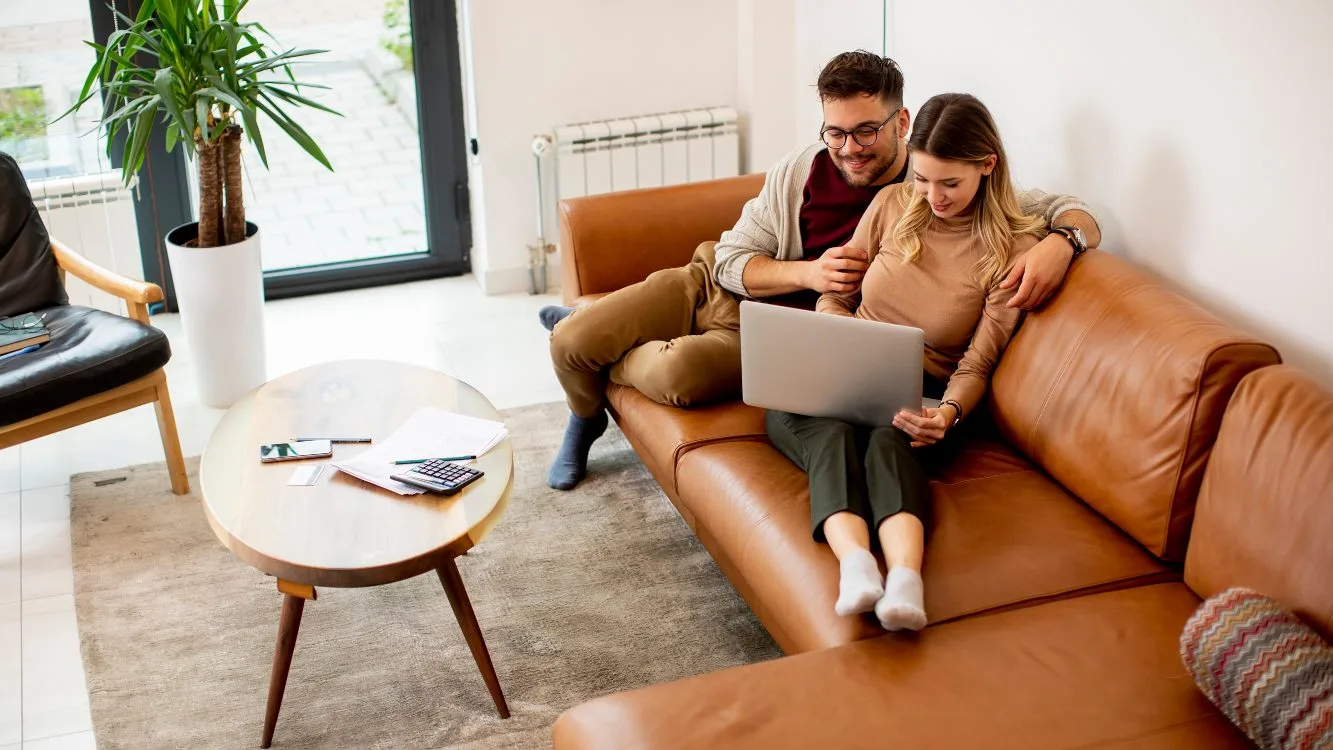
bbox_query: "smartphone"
[259,439,333,463]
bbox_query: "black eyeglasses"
[820,108,901,149]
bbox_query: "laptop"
[739,300,938,427]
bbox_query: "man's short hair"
[816,50,905,107]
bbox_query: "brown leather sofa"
[549,177,1329,748]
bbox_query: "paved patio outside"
[0,0,430,272]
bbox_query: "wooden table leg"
[436,556,510,718]
[263,581,316,748]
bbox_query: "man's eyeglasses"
[820,108,901,149]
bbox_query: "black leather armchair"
[0,152,188,494]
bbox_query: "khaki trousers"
[550,242,741,418]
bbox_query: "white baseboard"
[477,262,562,296]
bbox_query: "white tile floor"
[0,275,565,747]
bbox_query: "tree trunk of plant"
[222,126,246,245]
[197,138,223,247]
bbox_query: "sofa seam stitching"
[930,569,1181,625]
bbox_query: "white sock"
[876,567,927,632]
[834,549,884,616]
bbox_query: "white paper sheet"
[331,407,508,495]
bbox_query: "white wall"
[886,0,1333,386]
[739,0,887,173]
[736,0,797,173]
[461,0,738,294]
[792,0,886,150]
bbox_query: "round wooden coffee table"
[199,359,513,748]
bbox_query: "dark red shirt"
[798,150,908,260]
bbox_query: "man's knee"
[629,344,736,408]
[633,347,703,406]
[549,311,595,369]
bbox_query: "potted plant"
[65,0,337,407]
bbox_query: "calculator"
[390,459,485,495]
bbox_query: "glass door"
[235,0,471,298]
[78,0,473,306]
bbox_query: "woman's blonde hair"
[890,93,1044,285]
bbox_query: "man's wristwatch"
[1050,225,1088,259]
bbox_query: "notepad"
[0,312,50,356]
[331,407,508,495]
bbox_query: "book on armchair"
[0,312,50,356]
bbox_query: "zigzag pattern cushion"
[1181,587,1333,750]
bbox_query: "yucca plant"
[65,0,338,248]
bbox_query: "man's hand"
[1000,233,1076,310]
[806,246,869,294]
[893,406,954,448]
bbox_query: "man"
[540,51,1101,491]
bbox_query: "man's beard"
[833,142,898,187]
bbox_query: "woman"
[766,93,1044,632]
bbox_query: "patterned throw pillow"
[1180,587,1333,750]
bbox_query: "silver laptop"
[740,300,938,427]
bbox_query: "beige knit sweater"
[713,143,1095,297]
[817,183,1040,418]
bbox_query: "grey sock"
[835,548,884,616]
[875,567,927,632]
[538,305,575,332]
[547,410,609,490]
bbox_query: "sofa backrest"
[1184,366,1333,639]
[0,152,68,317]
[990,251,1279,561]
[558,173,764,303]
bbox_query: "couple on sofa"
[540,51,1102,633]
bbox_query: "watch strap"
[940,399,964,427]
[1051,225,1087,258]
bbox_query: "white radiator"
[27,172,144,316]
[549,106,740,199]
[527,106,741,293]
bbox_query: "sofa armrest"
[558,173,764,304]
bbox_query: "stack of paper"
[331,406,509,495]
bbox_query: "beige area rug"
[70,402,780,749]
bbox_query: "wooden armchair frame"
[0,239,189,494]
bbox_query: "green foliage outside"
[0,86,49,161]
[382,0,413,71]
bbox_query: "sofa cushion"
[553,583,1249,750]
[1185,366,1333,639]
[674,439,1174,654]
[607,385,767,494]
[0,152,69,317]
[990,250,1280,562]
[0,305,171,426]
[1180,587,1333,750]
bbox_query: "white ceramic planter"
[165,221,268,408]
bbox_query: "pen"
[0,344,41,362]
[290,437,373,443]
[394,455,476,465]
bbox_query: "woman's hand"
[1000,232,1076,310]
[893,405,957,448]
